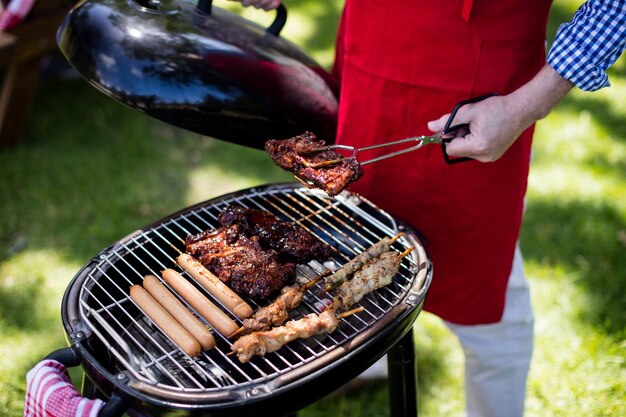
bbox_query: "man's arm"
[429,0,626,163]
[427,65,573,163]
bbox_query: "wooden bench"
[0,0,72,149]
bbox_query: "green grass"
[1,0,624,416]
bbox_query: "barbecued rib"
[265,132,363,197]
[185,225,296,299]
[218,204,333,263]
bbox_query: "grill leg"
[388,327,418,417]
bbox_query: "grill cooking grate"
[76,185,428,397]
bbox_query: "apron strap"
[461,0,473,21]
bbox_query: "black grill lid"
[56,0,339,148]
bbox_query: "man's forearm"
[508,63,575,132]
[427,63,575,162]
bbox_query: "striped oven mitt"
[24,359,104,417]
[0,0,36,30]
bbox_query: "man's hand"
[427,64,574,162]
[232,0,281,11]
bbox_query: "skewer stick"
[397,246,414,260]
[336,306,365,319]
[301,269,332,291]
[229,326,246,339]
[390,232,404,244]
[169,242,183,255]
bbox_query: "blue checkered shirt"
[547,0,626,91]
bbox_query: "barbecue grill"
[49,1,433,415]
[45,184,432,416]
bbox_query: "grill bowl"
[51,183,432,416]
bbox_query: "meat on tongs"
[265,132,363,197]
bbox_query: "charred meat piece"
[185,225,296,299]
[185,223,241,256]
[217,205,333,263]
[265,132,364,197]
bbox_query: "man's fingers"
[428,104,474,133]
[443,134,472,156]
[427,114,449,133]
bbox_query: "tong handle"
[440,93,498,164]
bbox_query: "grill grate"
[76,185,429,398]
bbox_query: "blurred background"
[0,0,624,416]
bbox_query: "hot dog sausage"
[177,254,253,319]
[142,275,216,351]
[129,285,201,357]
[162,268,239,337]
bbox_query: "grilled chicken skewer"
[232,234,405,339]
[231,307,363,363]
[230,246,413,362]
[333,246,414,309]
[323,233,403,292]
[230,273,329,338]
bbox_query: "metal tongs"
[299,93,497,168]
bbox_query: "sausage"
[161,268,240,337]
[177,253,253,319]
[142,275,216,351]
[129,285,201,357]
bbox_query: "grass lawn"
[1,1,624,416]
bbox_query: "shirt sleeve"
[547,0,626,91]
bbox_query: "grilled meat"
[231,308,339,363]
[230,247,412,362]
[185,224,240,257]
[239,285,304,334]
[334,251,403,309]
[218,205,333,263]
[265,132,363,197]
[324,236,396,290]
[185,225,295,299]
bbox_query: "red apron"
[333,0,552,324]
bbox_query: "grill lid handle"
[45,347,133,417]
[196,0,287,36]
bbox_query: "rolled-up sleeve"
[547,0,626,91]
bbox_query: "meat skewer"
[230,271,330,338]
[323,233,403,292]
[230,246,413,362]
[333,246,414,310]
[230,306,364,363]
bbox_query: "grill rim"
[58,182,433,413]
